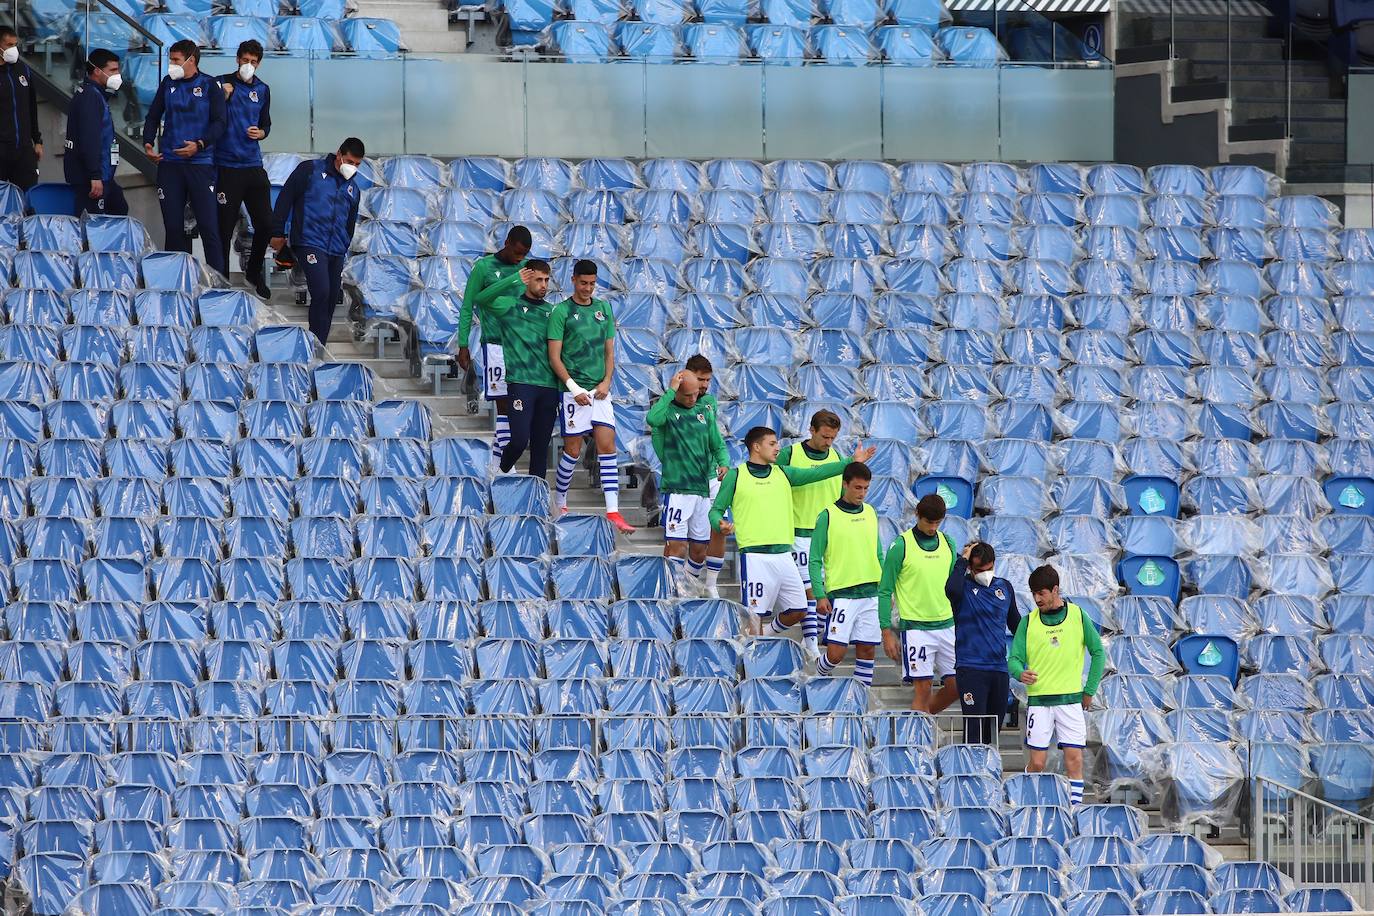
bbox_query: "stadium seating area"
[0,152,1372,912]
[490,0,1099,63]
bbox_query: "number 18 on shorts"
[560,392,616,437]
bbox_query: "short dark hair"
[572,259,598,277]
[168,39,200,61]
[744,426,775,451]
[86,49,119,73]
[969,541,996,567]
[1028,565,1060,593]
[525,258,552,274]
[236,39,264,60]
[338,137,365,159]
[843,462,871,483]
[685,354,713,374]
[810,409,842,432]
[506,225,532,248]
[0,26,18,42]
[916,493,947,523]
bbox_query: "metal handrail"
[1252,775,1374,912]
[77,0,163,52]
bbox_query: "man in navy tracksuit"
[270,137,364,345]
[142,39,227,275]
[0,26,43,191]
[64,49,127,216]
[216,39,272,298]
[946,540,1023,745]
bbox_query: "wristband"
[565,379,586,396]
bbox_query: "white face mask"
[337,161,358,181]
[973,571,994,587]
[167,63,185,80]
[2,46,19,65]
[104,72,122,93]
[238,62,255,81]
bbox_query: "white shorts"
[739,551,807,619]
[792,535,812,588]
[560,392,615,437]
[708,477,721,501]
[825,596,881,647]
[663,493,711,544]
[901,626,957,682]
[481,343,507,400]
[1025,703,1087,751]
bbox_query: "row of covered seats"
[321,158,1283,198]
[515,0,950,28]
[539,21,1005,65]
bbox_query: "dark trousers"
[0,147,38,190]
[217,164,273,279]
[157,160,226,275]
[957,666,1010,745]
[72,179,128,216]
[502,382,560,478]
[297,246,345,345]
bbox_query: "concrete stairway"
[351,0,472,52]
[1117,10,1346,175]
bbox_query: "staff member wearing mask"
[270,137,364,345]
[216,40,272,299]
[142,39,227,275]
[65,49,126,215]
[947,541,1022,746]
[0,27,42,191]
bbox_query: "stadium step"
[351,0,471,51]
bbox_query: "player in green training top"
[456,225,532,456]
[648,367,730,597]
[688,354,729,596]
[547,260,635,535]
[711,426,874,637]
[809,462,885,691]
[880,493,961,714]
[779,408,844,662]
[486,259,559,480]
[1009,564,1106,808]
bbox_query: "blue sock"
[494,413,510,452]
[687,558,704,579]
[817,655,837,676]
[1070,779,1085,807]
[598,452,619,512]
[803,599,819,642]
[770,615,792,635]
[554,450,578,507]
[854,657,875,687]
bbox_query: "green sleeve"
[1008,614,1030,680]
[878,538,906,630]
[486,293,519,320]
[709,467,739,532]
[780,459,849,487]
[808,509,829,600]
[1082,614,1106,697]
[645,389,677,429]
[604,301,616,335]
[456,259,489,344]
[471,268,525,311]
[777,444,794,467]
[546,302,568,342]
[943,531,958,573]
